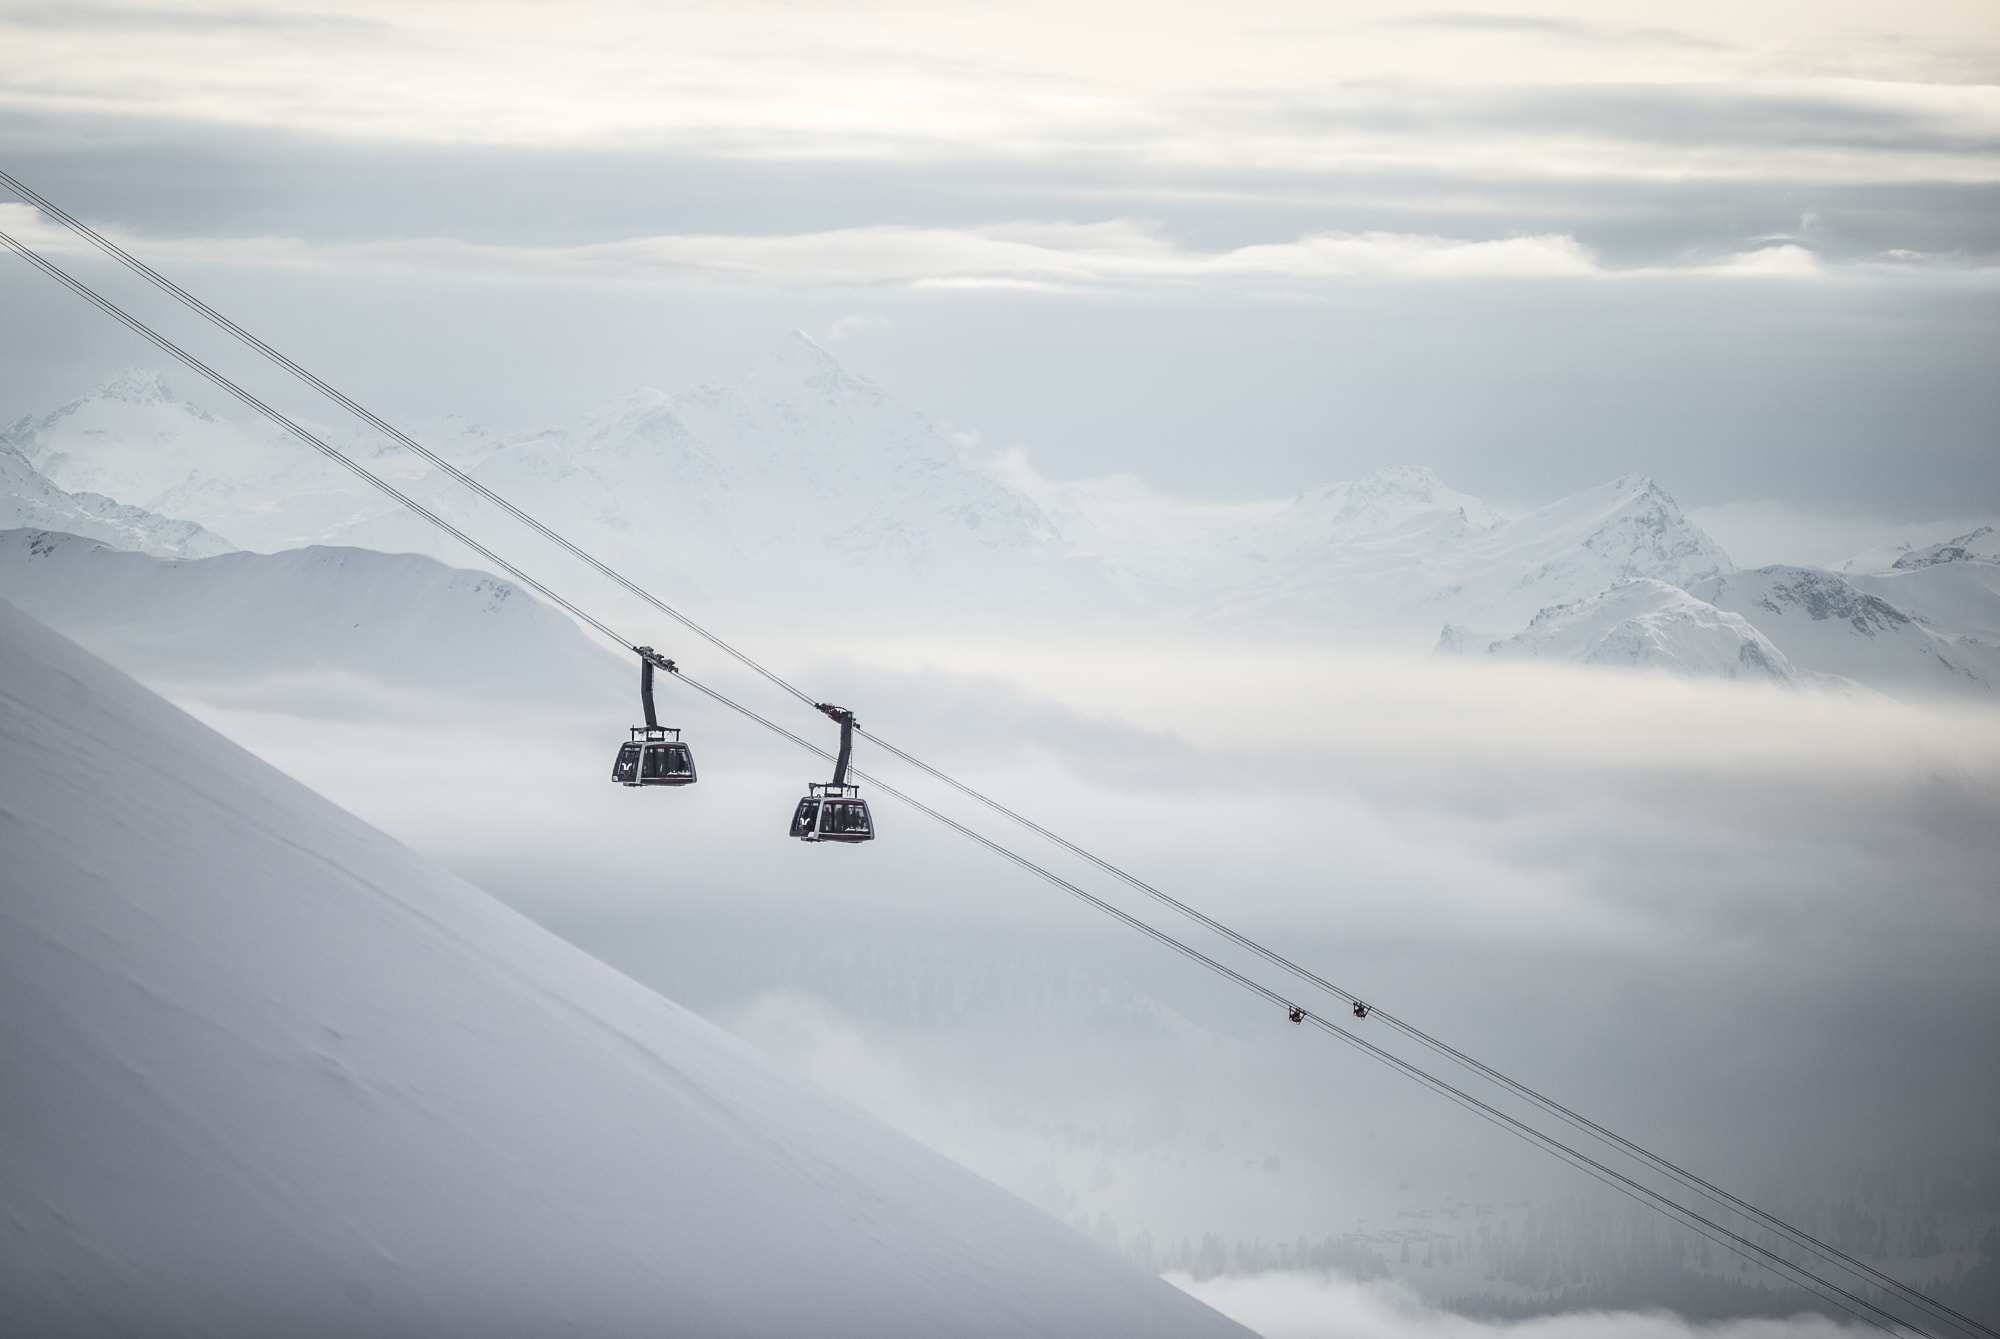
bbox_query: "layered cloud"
[0,201,1912,288]
[0,0,1994,191]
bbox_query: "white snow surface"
[0,528,627,705]
[0,600,1252,1339]
[1449,578,1804,683]
[1691,564,1996,699]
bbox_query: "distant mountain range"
[3,337,1995,702]
[0,528,627,707]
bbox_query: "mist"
[146,622,2000,1324]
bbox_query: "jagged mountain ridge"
[17,344,1993,700]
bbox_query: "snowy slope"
[0,439,230,558]
[0,600,1252,1339]
[0,529,627,704]
[1849,559,2000,645]
[1691,565,1996,699]
[1448,578,1803,683]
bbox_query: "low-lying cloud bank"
[1168,1273,1872,1339]
[8,203,1974,289]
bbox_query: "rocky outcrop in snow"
[1836,524,2000,576]
[1891,526,2000,571]
[1692,564,1996,698]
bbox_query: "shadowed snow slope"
[0,529,627,706]
[0,602,1250,1339]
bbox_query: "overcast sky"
[1,0,1996,512]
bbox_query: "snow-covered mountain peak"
[86,367,187,411]
[1305,465,1503,537]
[1460,577,1805,683]
[569,388,704,457]
[667,331,898,464]
[0,369,379,550]
[738,328,886,412]
[1507,474,1733,579]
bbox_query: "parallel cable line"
[0,225,638,661]
[0,166,816,711]
[2,209,1972,1339]
[665,665,1929,1339]
[858,725,1990,1339]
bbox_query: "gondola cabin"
[790,782,874,842]
[613,725,697,787]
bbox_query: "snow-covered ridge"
[1691,563,1997,698]
[0,600,1252,1337]
[0,437,231,558]
[1443,578,1804,684]
[1893,525,1999,571]
[0,528,628,705]
[1835,523,2000,575]
[1,368,463,553]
